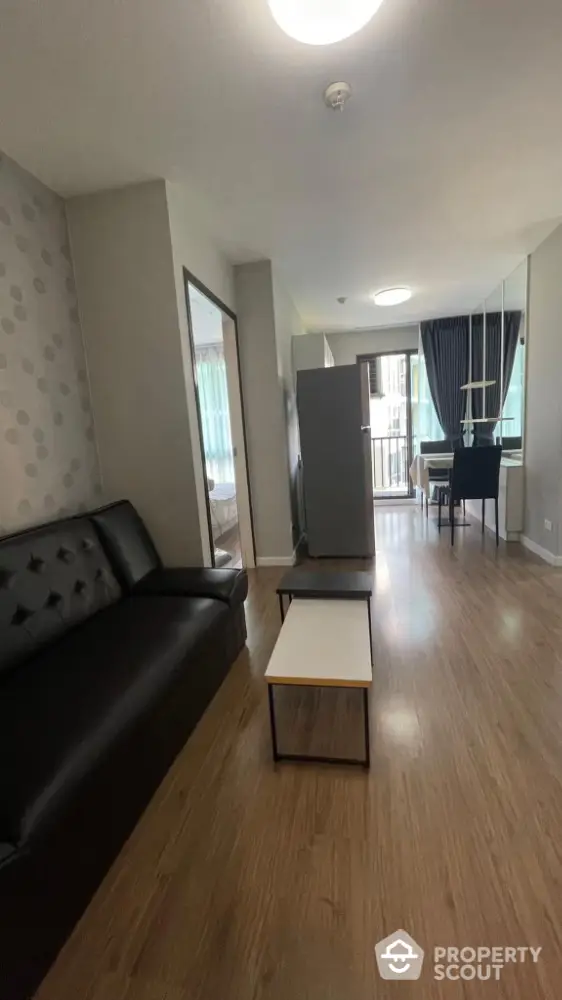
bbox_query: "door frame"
[357,348,416,499]
[183,268,256,568]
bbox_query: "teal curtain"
[195,344,235,484]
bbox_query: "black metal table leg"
[278,592,285,623]
[267,684,279,761]
[363,688,370,769]
[267,683,371,768]
[367,596,373,666]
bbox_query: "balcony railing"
[371,435,410,496]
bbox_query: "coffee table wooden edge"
[265,674,371,688]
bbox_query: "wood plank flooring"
[35,507,562,999]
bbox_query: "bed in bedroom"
[209,481,238,543]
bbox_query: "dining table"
[409,453,453,496]
[409,449,523,496]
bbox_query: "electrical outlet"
[545,519,552,532]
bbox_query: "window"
[410,352,444,448]
[367,358,379,396]
[363,352,413,497]
[502,340,525,437]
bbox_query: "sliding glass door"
[410,349,445,450]
[359,351,415,499]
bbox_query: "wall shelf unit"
[461,416,514,425]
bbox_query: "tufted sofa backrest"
[0,518,122,677]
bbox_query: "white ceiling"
[1,0,561,330]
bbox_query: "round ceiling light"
[267,0,385,46]
[373,287,412,306]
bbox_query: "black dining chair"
[439,446,502,546]
[420,440,452,516]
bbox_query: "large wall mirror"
[413,258,527,456]
[466,260,527,452]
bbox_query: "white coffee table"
[265,598,373,768]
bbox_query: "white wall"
[327,325,420,365]
[68,180,203,565]
[234,260,294,563]
[165,181,235,565]
[524,225,562,558]
[293,332,332,372]
[165,182,234,312]
[189,287,223,346]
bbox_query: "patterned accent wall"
[0,152,101,535]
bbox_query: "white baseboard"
[374,497,416,507]
[256,555,295,567]
[521,535,562,566]
[256,533,304,568]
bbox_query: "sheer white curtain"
[411,350,445,448]
[195,344,235,485]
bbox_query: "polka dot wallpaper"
[0,152,101,535]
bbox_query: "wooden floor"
[36,507,562,999]
[215,524,243,570]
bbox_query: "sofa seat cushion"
[0,595,228,848]
[133,567,248,608]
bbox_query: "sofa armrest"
[132,567,248,608]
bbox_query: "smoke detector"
[324,82,352,111]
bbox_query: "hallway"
[37,507,562,999]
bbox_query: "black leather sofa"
[0,500,248,1000]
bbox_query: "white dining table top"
[410,451,523,492]
[417,450,522,464]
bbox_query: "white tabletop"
[409,454,452,492]
[265,599,372,688]
[410,451,523,492]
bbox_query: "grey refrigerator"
[297,363,375,558]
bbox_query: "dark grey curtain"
[471,311,522,444]
[421,317,469,448]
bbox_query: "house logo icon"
[375,929,424,980]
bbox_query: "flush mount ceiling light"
[268,0,385,45]
[373,287,412,307]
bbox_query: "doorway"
[358,350,415,499]
[184,271,255,568]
